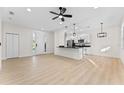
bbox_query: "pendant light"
[97,22,107,38]
[64,26,68,47]
[64,26,68,38]
[73,23,76,37]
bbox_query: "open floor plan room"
[0,7,124,85]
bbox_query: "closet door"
[12,34,19,58]
[6,34,13,58]
[6,33,19,58]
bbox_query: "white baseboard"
[88,53,119,59]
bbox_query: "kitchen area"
[54,25,91,60]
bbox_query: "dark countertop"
[58,45,91,49]
[57,47,80,49]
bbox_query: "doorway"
[32,32,37,55]
[32,31,46,55]
[6,33,19,58]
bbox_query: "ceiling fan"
[49,7,72,22]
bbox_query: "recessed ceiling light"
[27,8,32,12]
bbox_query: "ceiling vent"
[9,11,15,15]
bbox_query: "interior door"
[0,22,1,66]
[12,34,19,58]
[35,31,45,55]
[6,33,19,58]
[32,31,46,55]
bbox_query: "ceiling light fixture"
[73,23,76,37]
[27,8,32,12]
[97,22,107,38]
[49,7,72,22]
[8,11,14,20]
[59,15,63,19]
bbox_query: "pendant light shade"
[73,23,76,37]
[97,22,107,38]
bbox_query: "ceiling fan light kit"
[97,22,107,38]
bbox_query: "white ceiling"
[0,7,124,31]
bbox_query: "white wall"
[46,32,54,53]
[120,18,124,63]
[89,26,120,58]
[0,19,2,61]
[2,22,54,59]
[54,29,65,55]
[54,25,120,58]
[2,22,33,59]
[0,9,2,65]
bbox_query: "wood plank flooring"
[0,54,124,85]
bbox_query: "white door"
[6,33,19,58]
[0,20,1,67]
[36,31,45,55]
[13,34,19,57]
[33,31,46,55]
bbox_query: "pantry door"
[6,33,19,58]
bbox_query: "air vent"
[9,11,15,15]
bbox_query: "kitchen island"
[54,45,91,60]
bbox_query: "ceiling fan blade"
[49,11,59,15]
[52,16,59,20]
[63,14,72,18]
[61,17,64,22]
